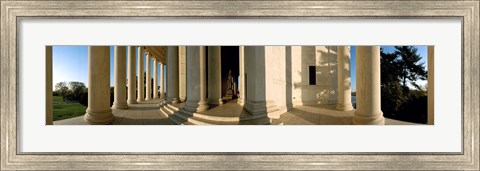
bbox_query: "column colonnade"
[47,45,389,125]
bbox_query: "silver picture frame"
[1,0,478,170]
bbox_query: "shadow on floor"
[274,105,353,125]
[112,116,174,125]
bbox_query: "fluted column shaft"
[145,53,152,100]
[167,46,179,103]
[237,46,245,105]
[160,63,164,98]
[153,60,158,99]
[336,46,354,111]
[84,46,114,124]
[137,46,145,102]
[112,46,128,109]
[185,46,209,112]
[127,46,137,104]
[207,46,223,105]
[353,46,384,125]
[179,46,187,102]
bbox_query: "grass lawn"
[53,95,87,121]
[53,95,64,104]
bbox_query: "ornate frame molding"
[1,0,478,170]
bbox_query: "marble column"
[353,46,384,125]
[179,46,187,102]
[427,46,434,125]
[167,46,179,103]
[84,46,114,124]
[184,46,209,112]
[237,46,246,105]
[207,46,223,105]
[112,46,128,109]
[336,46,354,111]
[153,59,158,99]
[127,46,137,104]
[243,46,269,115]
[160,63,164,98]
[145,52,152,100]
[46,46,53,125]
[137,46,145,102]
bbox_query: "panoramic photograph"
[46,46,433,125]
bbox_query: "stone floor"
[54,99,174,125]
[271,105,416,125]
[54,99,418,125]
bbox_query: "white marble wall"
[265,46,287,112]
[291,46,339,106]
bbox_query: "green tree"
[394,46,427,94]
[380,48,406,117]
[380,46,429,123]
[68,81,87,101]
[55,81,69,102]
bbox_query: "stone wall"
[265,46,287,112]
[291,46,339,106]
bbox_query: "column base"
[207,98,223,105]
[158,100,167,107]
[112,102,129,110]
[286,102,293,111]
[84,108,114,125]
[244,100,277,115]
[127,99,137,104]
[184,100,209,112]
[168,97,179,104]
[336,103,354,111]
[237,98,244,105]
[137,99,145,102]
[352,113,385,125]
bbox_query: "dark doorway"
[220,46,240,99]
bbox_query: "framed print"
[1,0,479,170]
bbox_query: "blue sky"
[52,46,428,92]
[349,46,428,91]
[52,46,166,89]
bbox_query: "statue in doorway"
[227,70,234,92]
[224,70,235,100]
